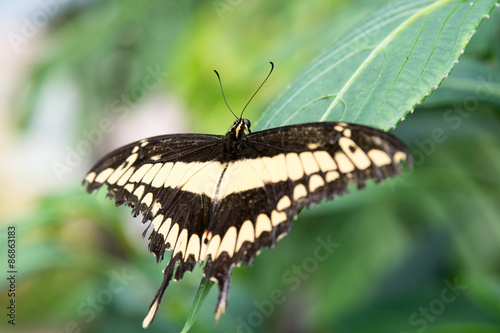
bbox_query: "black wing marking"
[83,122,412,327]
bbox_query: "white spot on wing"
[165,223,179,249]
[236,220,254,253]
[185,234,201,262]
[173,228,188,258]
[368,149,392,167]
[133,185,145,199]
[261,154,287,183]
[151,163,174,188]
[181,162,224,196]
[124,183,135,193]
[164,162,211,191]
[255,214,272,238]
[151,201,162,216]
[117,168,135,186]
[141,192,153,207]
[199,230,212,262]
[393,151,407,164]
[271,210,287,227]
[314,151,337,172]
[205,234,221,260]
[339,137,371,170]
[276,232,287,242]
[129,164,154,183]
[277,195,291,211]
[299,151,320,175]
[85,172,96,183]
[293,184,307,201]
[286,153,304,181]
[307,142,320,150]
[142,163,163,184]
[158,217,172,236]
[219,160,266,198]
[335,152,355,173]
[216,226,237,258]
[107,153,138,184]
[309,174,325,192]
[152,214,164,231]
[326,171,340,182]
[95,168,114,183]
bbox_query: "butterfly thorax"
[222,118,252,160]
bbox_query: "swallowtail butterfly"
[83,64,412,327]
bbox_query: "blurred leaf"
[256,0,498,131]
[15,0,193,132]
[425,324,500,333]
[465,272,500,315]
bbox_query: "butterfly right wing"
[84,133,238,327]
[83,133,224,259]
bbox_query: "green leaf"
[180,278,214,333]
[255,0,499,132]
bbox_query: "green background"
[1,0,500,332]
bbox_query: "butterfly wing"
[83,133,229,326]
[83,122,412,326]
[83,132,224,258]
[198,122,412,320]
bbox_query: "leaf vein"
[320,0,455,123]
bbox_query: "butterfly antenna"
[214,69,238,120]
[240,61,274,118]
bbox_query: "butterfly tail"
[202,253,233,323]
[214,272,231,323]
[142,258,176,328]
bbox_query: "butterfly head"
[216,62,273,141]
[228,118,251,139]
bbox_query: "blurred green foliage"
[2,0,500,332]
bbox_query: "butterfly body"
[83,119,411,327]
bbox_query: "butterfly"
[83,63,412,327]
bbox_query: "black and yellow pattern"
[83,119,412,327]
